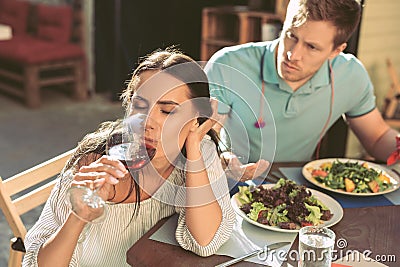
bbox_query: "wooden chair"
[0,149,74,267]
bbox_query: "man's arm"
[347,108,399,161]
[214,113,270,181]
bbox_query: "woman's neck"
[149,156,176,179]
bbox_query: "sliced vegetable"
[312,169,328,178]
[368,180,379,193]
[345,178,355,192]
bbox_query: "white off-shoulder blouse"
[22,137,235,267]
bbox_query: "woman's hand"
[70,156,128,220]
[221,151,270,181]
[186,98,218,146]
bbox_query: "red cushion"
[0,0,30,36]
[0,36,84,64]
[36,4,72,43]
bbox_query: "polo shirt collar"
[262,40,331,94]
[295,61,330,94]
[262,39,280,84]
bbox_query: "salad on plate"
[307,159,394,194]
[236,179,334,230]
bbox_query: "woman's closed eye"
[131,96,149,111]
[160,108,176,115]
[157,101,180,115]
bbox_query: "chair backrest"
[0,149,74,240]
[0,0,30,36]
[26,0,84,47]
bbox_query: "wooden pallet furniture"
[0,0,87,108]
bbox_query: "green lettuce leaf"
[308,195,329,211]
[237,186,253,205]
[269,204,289,226]
[248,202,267,221]
[305,203,322,224]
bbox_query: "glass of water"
[298,226,336,267]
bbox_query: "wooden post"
[24,65,40,109]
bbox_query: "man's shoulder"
[208,41,275,63]
[332,52,364,68]
[332,52,368,76]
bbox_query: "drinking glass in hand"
[66,113,159,223]
[106,113,159,171]
[66,181,107,223]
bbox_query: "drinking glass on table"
[298,226,336,267]
[66,113,160,223]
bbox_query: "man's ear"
[328,43,347,60]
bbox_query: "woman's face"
[129,70,197,164]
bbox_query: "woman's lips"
[145,137,157,147]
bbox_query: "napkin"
[150,214,296,266]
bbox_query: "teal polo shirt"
[205,40,376,162]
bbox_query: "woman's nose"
[146,110,159,130]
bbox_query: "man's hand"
[220,151,270,181]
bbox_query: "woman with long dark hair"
[23,49,235,266]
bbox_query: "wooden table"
[127,163,400,266]
[126,206,400,266]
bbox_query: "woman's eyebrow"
[157,100,180,106]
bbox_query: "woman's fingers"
[239,160,270,181]
[72,156,129,190]
[71,177,107,190]
[73,171,119,185]
[197,118,216,134]
[78,156,127,177]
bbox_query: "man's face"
[276,20,345,90]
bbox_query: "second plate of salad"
[302,158,400,196]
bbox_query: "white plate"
[302,158,400,196]
[231,184,344,233]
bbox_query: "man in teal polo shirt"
[205,0,398,185]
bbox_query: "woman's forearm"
[37,213,87,267]
[185,141,222,246]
